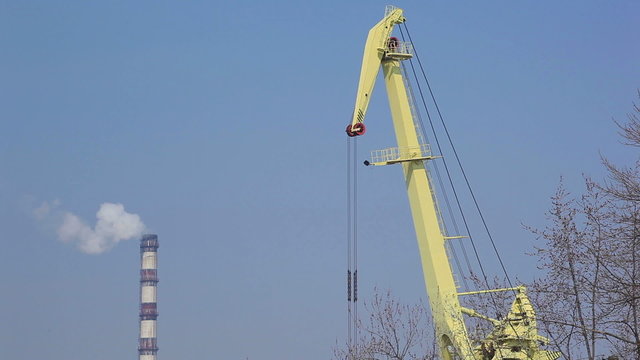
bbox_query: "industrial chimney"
[139,234,159,360]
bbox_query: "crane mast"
[385,54,474,358]
[347,6,561,360]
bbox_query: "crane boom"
[382,55,477,360]
[347,6,561,360]
[347,6,474,359]
[346,6,405,137]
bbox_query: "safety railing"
[384,5,398,18]
[385,39,413,57]
[370,144,431,164]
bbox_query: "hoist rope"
[398,23,507,326]
[399,60,472,291]
[401,23,515,292]
[400,24,530,357]
[346,136,359,358]
[400,63,472,291]
[353,138,359,352]
[395,26,498,356]
[346,137,352,352]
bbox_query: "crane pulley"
[345,6,561,360]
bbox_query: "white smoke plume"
[56,202,146,254]
[33,199,60,220]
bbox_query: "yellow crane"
[346,6,561,360]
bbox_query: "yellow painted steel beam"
[347,7,405,136]
[382,58,475,360]
[460,307,501,326]
[457,286,524,296]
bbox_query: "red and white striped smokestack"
[139,234,159,360]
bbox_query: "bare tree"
[588,94,640,359]
[528,181,611,360]
[602,95,640,202]
[529,92,640,360]
[613,91,640,148]
[333,289,437,360]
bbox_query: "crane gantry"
[346,6,561,360]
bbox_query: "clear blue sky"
[1,1,638,359]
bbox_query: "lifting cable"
[346,136,359,357]
[400,23,531,358]
[400,23,515,292]
[399,54,473,292]
[392,76,481,356]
